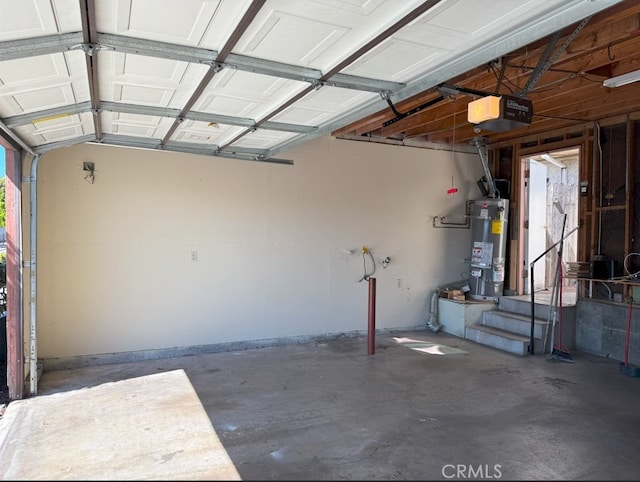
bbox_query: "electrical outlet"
[396,279,402,288]
[191,251,198,262]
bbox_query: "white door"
[526,159,548,294]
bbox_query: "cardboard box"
[440,289,465,301]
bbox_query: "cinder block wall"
[576,299,640,365]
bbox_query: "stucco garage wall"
[30,136,483,361]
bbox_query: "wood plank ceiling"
[0,0,627,163]
[334,1,640,148]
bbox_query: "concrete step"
[481,310,549,339]
[465,325,544,356]
[498,296,576,321]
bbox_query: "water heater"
[468,198,509,300]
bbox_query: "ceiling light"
[467,96,501,124]
[540,153,566,169]
[603,68,640,88]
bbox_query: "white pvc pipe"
[29,154,41,396]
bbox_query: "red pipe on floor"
[368,277,376,355]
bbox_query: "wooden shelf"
[576,277,640,286]
[576,277,640,301]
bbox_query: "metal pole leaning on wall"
[368,277,376,355]
[529,264,535,355]
[528,223,580,355]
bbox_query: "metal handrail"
[528,220,579,355]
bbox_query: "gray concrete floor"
[3,329,640,480]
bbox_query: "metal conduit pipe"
[594,121,602,255]
[29,154,41,396]
[471,136,496,199]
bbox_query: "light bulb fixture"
[603,68,640,88]
[467,95,501,124]
[467,94,532,131]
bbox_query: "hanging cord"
[448,97,458,195]
[623,252,640,279]
[606,252,640,281]
[452,96,456,177]
[84,169,95,184]
[358,247,376,282]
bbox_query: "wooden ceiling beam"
[379,36,640,139]
[429,82,640,145]
[334,2,640,146]
[498,3,640,67]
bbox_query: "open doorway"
[521,147,580,299]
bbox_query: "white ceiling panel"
[194,69,308,120]
[173,120,246,146]
[98,0,220,46]
[343,39,445,83]
[0,53,72,85]
[11,83,77,113]
[198,94,257,118]
[234,0,428,71]
[311,0,386,16]
[99,52,209,108]
[0,51,89,116]
[239,10,350,67]
[270,86,378,127]
[96,0,258,50]
[421,0,547,38]
[0,0,80,41]
[208,69,304,99]
[0,0,624,163]
[13,111,93,146]
[342,0,602,83]
[232,129,298,149]
[101,111,175,139]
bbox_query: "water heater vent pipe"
[471,136,496,198]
